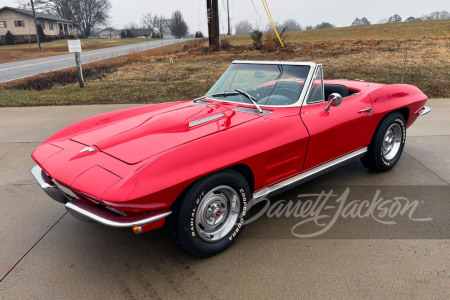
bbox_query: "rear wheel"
[361,112,406,172]
[168,170,250,258]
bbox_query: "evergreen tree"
[5,30,14,45]
[37,24,47,42]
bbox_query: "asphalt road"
[0,38,187,83]
[0,100,449,299]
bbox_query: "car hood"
[70,101,261,164]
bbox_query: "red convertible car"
[31,61,430,257]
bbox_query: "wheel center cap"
[215,210,222,218]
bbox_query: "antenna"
[401,50,408,83]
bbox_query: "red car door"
[300,67,375,171]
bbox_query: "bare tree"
[265,21,281,33]
[405,17,418,22]
[234,20,253,35]
[77,0,111,37]
[141,12,154,31]
[423,10,450,20]
[282,19,301,31]
[19,0,111,37]
[169,10,188,38]
[19,0,78,21]
[315,22,334,29]
[388,14,402,23]
[152,15,168,38]
[351,17,371,26]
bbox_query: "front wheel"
[361,112,406,172]
[168,170,250,258]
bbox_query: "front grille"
[105,206,127,216]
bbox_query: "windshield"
[205,63,310,106]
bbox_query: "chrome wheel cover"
[382,123,402,161]
[195,185,241,242]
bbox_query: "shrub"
[250,29,263,50]
[264,32,276,52]
[37,24,47,42]
[221,39,231,50]
[5,30,14,45]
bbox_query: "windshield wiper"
[211,91,239,97]
[234,89,263,114]
[193,96,207,103]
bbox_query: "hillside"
[1,19,449,106]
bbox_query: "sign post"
[68,40,84,88]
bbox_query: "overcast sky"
[3,0,448,34]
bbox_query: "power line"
[250,0,262,24]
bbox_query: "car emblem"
[80,146,96,153]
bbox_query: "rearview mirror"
[324,93,343,111]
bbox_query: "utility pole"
[30,0,41,50]
[206,0,220,50]
[212,0,220,49]
[206,0,213,46]
[227,0,231,35]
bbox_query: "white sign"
[68,40,82,53]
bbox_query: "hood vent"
[189,113,225,127]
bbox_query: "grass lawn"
[0,38,156,64]
[0,20,449,107]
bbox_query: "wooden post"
[75,52,84,88]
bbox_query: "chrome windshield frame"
[301,64,325,107]
[203,60,318,108]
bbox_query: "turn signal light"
[132,226,142,234]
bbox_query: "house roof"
[0,6,76,23]
[121,28,153,36]
[99,28,121,34]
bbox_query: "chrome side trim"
[253,148,368,199]
[31,165,71,204]
[189,113,225,127]
[233,107,272,115]
[65,198,172,228]
[416,106,431,116]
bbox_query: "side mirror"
[324,93,343,111]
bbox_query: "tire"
[361,112,406,172]
[167,169,250,258]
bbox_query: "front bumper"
[31,165,171,230]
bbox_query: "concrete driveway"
[0,100,449,299]
[0,39,187,83]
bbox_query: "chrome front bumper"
[31,165,171,228]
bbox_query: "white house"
[98,28,121,39]
[0,6,79,45]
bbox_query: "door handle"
[359,108,373,116]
